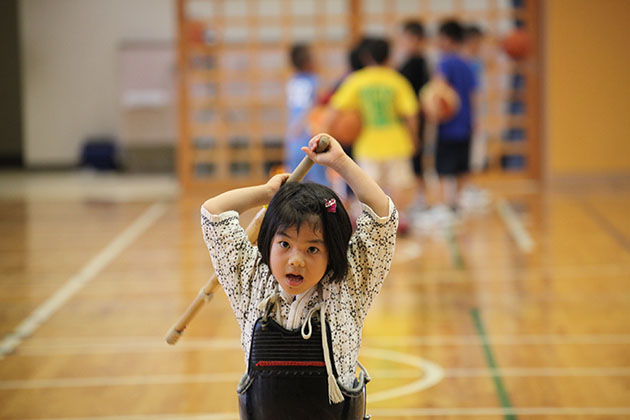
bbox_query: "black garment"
[237,302,370,420]
[399,55,430,95]
[411,147,425,177]
[435,138,471,176]
[399,55,430,176]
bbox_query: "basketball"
[329,110,361,146]
[502,28,530,60]
[307,106,361,147]
[419,80,460,122]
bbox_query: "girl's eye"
[307,246,319,254]
[279,241,290,248]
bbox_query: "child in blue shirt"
[285,44,328,186]
[434,19,477,211]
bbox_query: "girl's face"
[269,220,329,296]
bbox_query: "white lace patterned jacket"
[201,198,397,388]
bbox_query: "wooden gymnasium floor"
[0,171,629,420]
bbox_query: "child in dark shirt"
[398,20,430,211]
[433,19,477,214]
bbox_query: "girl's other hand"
[265,173,290,199]
[301,133,348,171]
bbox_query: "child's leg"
[410,148,428,211]
[435,140,455,207]
[454,140,472,209]
[386,159,415,211]
[440,176,458,208]
[384,159,415,233]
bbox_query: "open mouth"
[286,274,304,287]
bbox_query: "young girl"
[202,134,398,420]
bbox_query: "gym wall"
[545,0,630,178]
[19,0,174,167]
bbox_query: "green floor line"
[445,224,464,269]
[471,308,517,420]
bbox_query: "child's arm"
[301,134,389,217]
[405,114,420,152]
[203,173,290,215]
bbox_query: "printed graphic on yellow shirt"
[360,86,395,128]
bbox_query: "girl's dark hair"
[257,182,353,283]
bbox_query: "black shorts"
[411,147,423,176]
[436,138,471,176]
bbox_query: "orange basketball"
[329,110,361,147]
[502,29,530,60]
[307,106,361,147]
[419,80,460,122]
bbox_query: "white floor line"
[363,333,630,347]
[0,373,241,390]
[36,414,238,420]
[14,333,630,356]
[0,202,168,358]
[18,337,242,355]
[360,348,444,403]
[368,407,630,417]
[3,367,629,390]
[31,407,630,420]
[443,367,630,378]
[496,198,535,253]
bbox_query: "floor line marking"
[496,198,534,253]
[579,199,630,251]
[471,308,516,420]
[13,333,630,356]
[1,347,445,405]
[0,373,241,389]
[2,367,629,390]
[368,407,630,416]
[35,414,239,420]
[354,347,444,403]
[0,202,168,358]
[444,223,465,269]
[30,407,630,419]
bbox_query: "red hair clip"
[324,198,336,213]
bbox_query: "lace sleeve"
[345,197,398,320]
[200,206,260,318]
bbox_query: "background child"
[397,19,430,211]
[461,23,492,209]
[433,19,477,214]
[327,37,419,233]
[285,43,328,185]
[201,134,397,419]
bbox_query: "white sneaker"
[413,204,456,231]
[459,186,491,211]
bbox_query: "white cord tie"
[300,305,320,340]
[319,306,344,404]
